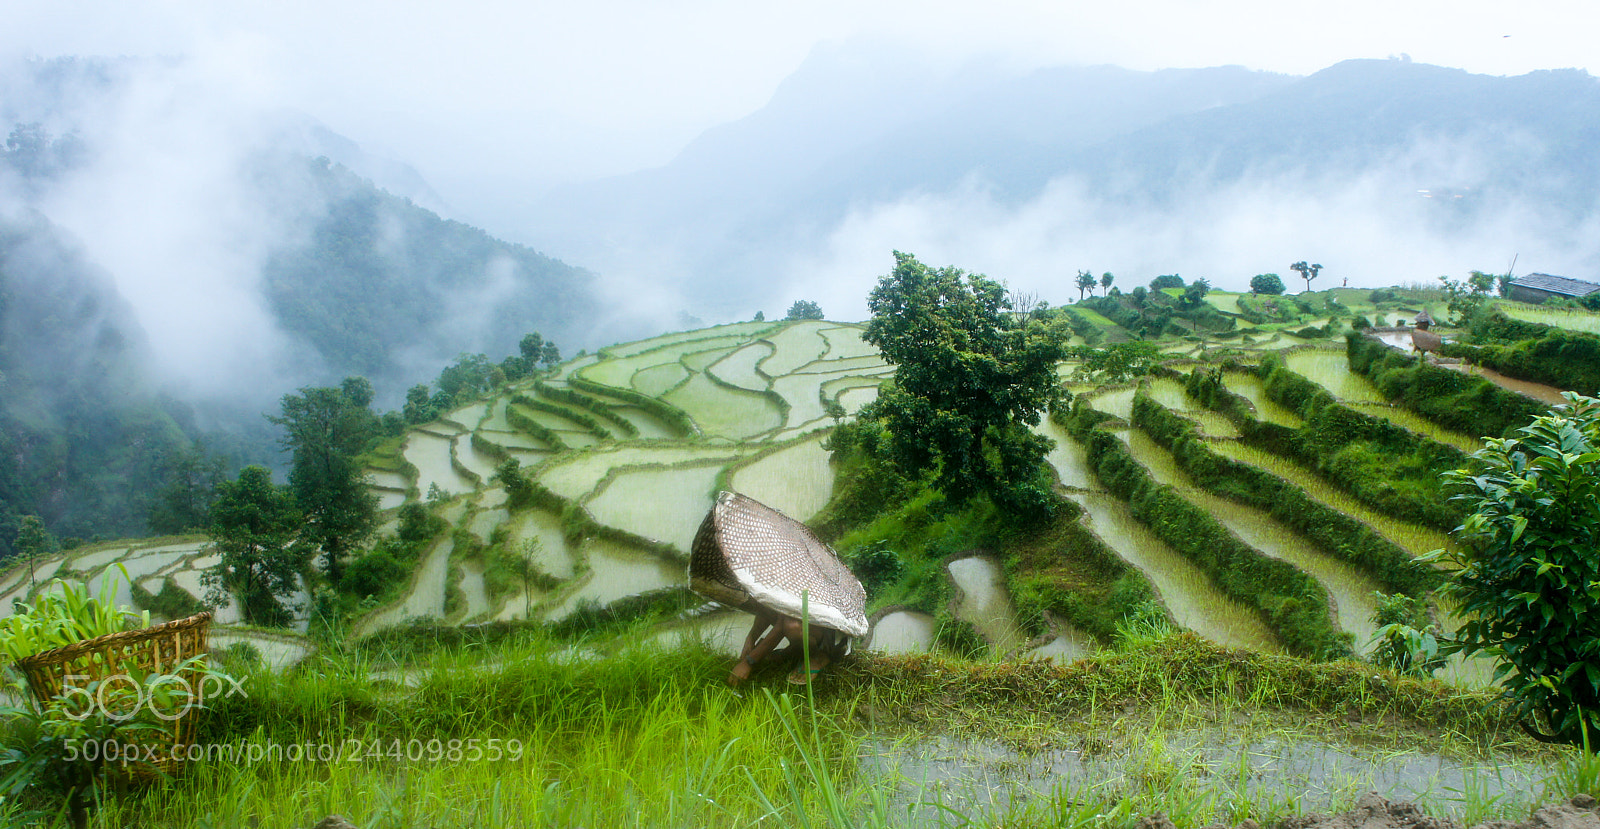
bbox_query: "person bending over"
[726,605,849,686]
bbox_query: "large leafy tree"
[204,466,302,626]
[1434,393,1600,749]
[860,251,1064,517]
[1249,273,1285,295]
[270,383,379,584]
[147,443,228,535]
[786,300,824,320]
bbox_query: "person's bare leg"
[729,613,786,685]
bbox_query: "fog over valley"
[4,1,1600,542]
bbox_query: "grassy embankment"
[25,625,1600,829]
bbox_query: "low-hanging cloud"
[781,133,1600,319]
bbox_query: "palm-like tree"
[1290,261,1323,292]
[1075,270,1097,300]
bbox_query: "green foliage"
[532,381,639,437]
[859,251,1064,519]
[1250,273,1285,295]
[844,541,904,602]
[1290,261,1322,292]
[1438,272,1496,326]
[1367,592,1445,678]
[786,300,825,320]
[343,547,409,601]
[1075,269,1098,300]
[1255,351,1467,530]
[1068,341,1163,384]
[567,376,698,437]
[204,466,303,626]
[259,157,596,389]
[1347,332,1549,439]
[270,384,381,583]
[1150,274,1184,290]
[493,458,534,508]
[0,568,148,662]
[1434,393,1600,749]
[146,443,228,536]
[130,576,206,621]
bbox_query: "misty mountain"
[0,57,603,547]
[0,211,199,553]
[521,49,1600,319]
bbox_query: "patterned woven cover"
[689,491,868,637]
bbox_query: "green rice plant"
[705,340,775,392]
[758,321,833,376]
[665,373,785,439]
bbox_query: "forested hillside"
[0,58,603,551]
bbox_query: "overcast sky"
[9,0,1596,210]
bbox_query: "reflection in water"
[868,610,937,654]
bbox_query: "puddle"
[1441,363,1569,405]
[359,536,455,633]
[210,630,313,672]
[773,372,830,427]
[707,341,774,392]
[759,322,831,376]
[457,437,501,482]
[1036,418,1093,489]
[1285,350,1388,405]
[1026,630,1096,664]
[867,611,937,654]
[405,432,474,497]
[586,463,723,551]
[458,561,489,620]
[947,556,1029,656]
[646,610,750,653]
[1225,373,1303,427]
[861,731,1548,826]
[838,385,880,414]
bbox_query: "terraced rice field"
[1285,349,1390,404]
[586,463,728,551]
[1068,490,1281,653]
[729,438,835,522]
[1121,430,1382,647]
[1224,372,1303,426]
[1143,378,1240,437]
[1498,304,1600,335]
[665,373,783,439]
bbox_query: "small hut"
[1411,311,1441,355]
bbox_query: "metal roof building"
[1508,273,1600,305]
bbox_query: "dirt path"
[1137,793,1600,829]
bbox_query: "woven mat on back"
[689,491,868,637]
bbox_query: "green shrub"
[1434,393,1600,749]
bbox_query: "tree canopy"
[269,383,380,584]
[204,465,302,626]
[786,300,824,320]
[1250,273,1285,295]
[1434,393,1600,749]
[859,251,1064,517]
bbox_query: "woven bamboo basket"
[13,611,213,774]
